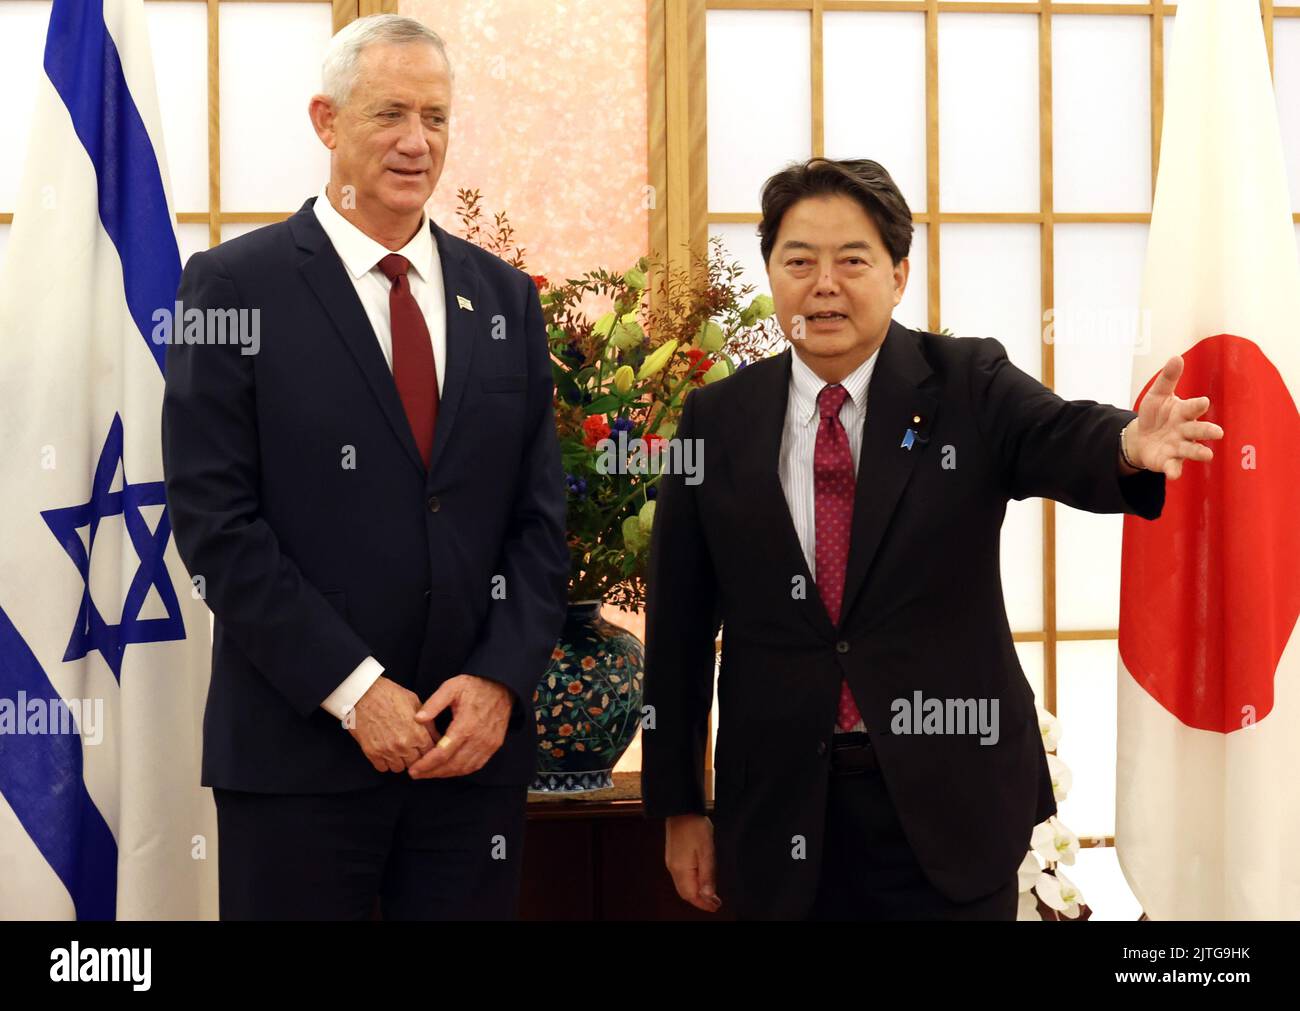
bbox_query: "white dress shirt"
[312,187,447,721]
[778,346,881,733]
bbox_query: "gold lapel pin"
[457,295,474,311]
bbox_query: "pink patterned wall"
[403,0,650,283]
[404,1,653,775]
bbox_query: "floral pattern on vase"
[530,601,644,793]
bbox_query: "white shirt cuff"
[320,656,385,722]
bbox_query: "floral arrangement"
[455,188,782,611]
[1018,705,1091,920]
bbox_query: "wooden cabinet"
[520,772,728,921]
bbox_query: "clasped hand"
[345,674,513,779]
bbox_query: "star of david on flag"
[41,413,186,682]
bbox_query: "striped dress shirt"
[777,346,881,733]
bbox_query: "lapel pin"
[901,428,917,450]
[456,295,474,311]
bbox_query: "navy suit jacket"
[162,197,568,793]
[642,321,1166,918]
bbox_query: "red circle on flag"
[1120,334,1300,734]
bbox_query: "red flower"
[582,414,611,448]
[643,432,665,453]
[531,275,548,291]
[685,347,713,381]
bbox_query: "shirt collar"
[312,185,436,284]
[789,343,881,425]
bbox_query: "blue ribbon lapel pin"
[900,413,926,450]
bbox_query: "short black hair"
[758,158,914,266]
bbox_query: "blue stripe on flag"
[0,605,118,920]
[43,0,180,375]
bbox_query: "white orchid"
[1036,705,1061,752]
[1017,890,1043,921]
[1017,851,1042,892]
[1035,868,1083,918]
[1031,815,1080,866]
[1019,711,1090,920]
[1046,753,1073,803]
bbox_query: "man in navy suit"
[161,14,567,919]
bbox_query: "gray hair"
[321,14,453,107]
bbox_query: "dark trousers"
[213,775,528,920]
[809,733,1019,921]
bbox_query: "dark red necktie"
[378,253,438,467]
[814,384,864,731]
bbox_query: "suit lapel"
[839,320,938,623]
[290,200,426,476]
[424,221,479,480]
[743,350,837,641]
[290,205,482,481]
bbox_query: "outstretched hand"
[1124,355,1224,480]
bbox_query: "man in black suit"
[642,158,1222,920]
[161,14,567,919]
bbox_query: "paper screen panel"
[1054,640,1120,839]
[144,1,208,214]
[219,2,332,212]
[1052,15,1151,214]
[706,10,812,214]
[1052,223,1147,632]
[823,11,927,213]
[938,14,1039,213]
[0,1,54,212]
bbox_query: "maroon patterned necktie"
[814,383,864,731]
[378,253,439,467]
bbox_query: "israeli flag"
[0,0,216,919]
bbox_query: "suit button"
[817,741,828,757]
[423,589,431,602]
[836,640,850,654]
[427,495,440,513]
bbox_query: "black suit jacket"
[641,320,1165,919]
[162,198,568,794]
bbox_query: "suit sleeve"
[641,389,721,819]
[460,280,569,727]
[162,249,373,718]
[969,337,1165,519]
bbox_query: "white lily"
[1035,869,1083,918]
[1046,753,1073,803]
